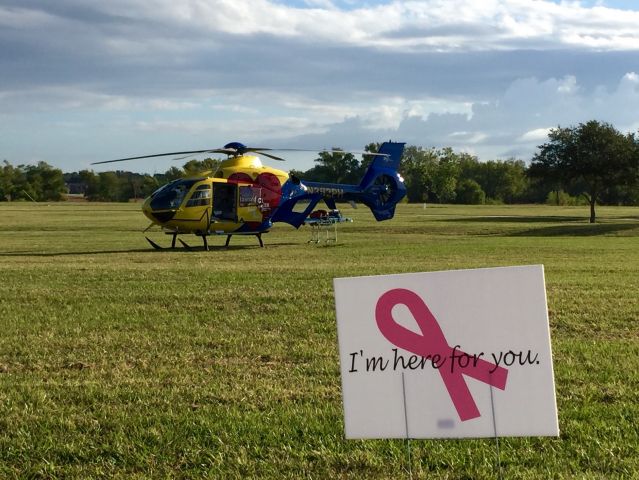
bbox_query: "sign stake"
[489,382,503,480]
[401,372,413,479]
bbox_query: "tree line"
[296,120,639,218]
[297,121,639,223]
[290,145,537,204]
[1,161,67,202]
[2,121,638,222]
[1,159,219,202]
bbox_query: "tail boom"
[306,141,406,221]
[273,141,406,227]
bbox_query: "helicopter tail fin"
[359,142,404,187]
[356,141,406,221]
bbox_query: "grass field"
[1,202,638,479]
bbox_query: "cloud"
[2,1,638,101]
[3,1,639,74]
[276,71,639,160]
[519,128,552,142]
[76,0,639,51]
[1,0,639,171]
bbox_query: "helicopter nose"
[143,205,176,223]
[142,199,175,223]
[150,211,176,222]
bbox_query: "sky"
[1,0,639,173]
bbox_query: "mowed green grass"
[0,202,638,479]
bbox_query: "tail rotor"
[373,173,398,208]
[357,142,406,221]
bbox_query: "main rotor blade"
[262,148,390,157]
[321,149,390,157]
[91,149,218,165]
[257,151,287,161]
[92,146,389,165]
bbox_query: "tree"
[163,166,185,183]
[0,161,66,201]
[140,175,160,197]
[302,150,361,184]
[456,179,485,204]
[430,147,461,203]
[98,172,120,201]
[183,158,220,176]
[530,121,639,222]
[459,157,528,203]
[79,170,100,200]
[1,160,16,200]
[34,162,66,201]
[400,146,439,202]
[401,147,464,203]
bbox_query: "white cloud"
[148,99,199,111]
[19,0,639,53]
[519,128,552,142]
[278,71,639,160]
[0,86,202,113]
[2,0,639,171]
[448,131,488,144]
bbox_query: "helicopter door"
[237,185,263,223]
[212,183,237,221]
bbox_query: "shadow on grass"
[438,215,638,236]
[0,243,301,257]
[509,223,638,237]
[440,215,585,224]
[0,248,155,257]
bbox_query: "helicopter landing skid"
[225,233,264,248]
[145,236,169,250]
[178,238,194,251]
[179,235,208,251]
[144,231,182,250]
[145,236,162,250]
[145,231,265,251]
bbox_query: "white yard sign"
[334,265,559,439]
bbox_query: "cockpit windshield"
[150,179,201,210]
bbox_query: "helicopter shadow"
[178,242,301,252]
[0,248,158,258]
[440,215,585,224]
[0,242,303,257]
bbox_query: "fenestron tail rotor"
[374,174,397,207]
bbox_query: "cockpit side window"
[150,179,200,210]
[186,184,211,207]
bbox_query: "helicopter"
[92,141,406,250]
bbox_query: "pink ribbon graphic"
[375,288,508,421]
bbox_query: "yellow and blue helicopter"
[92,141,406,249]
